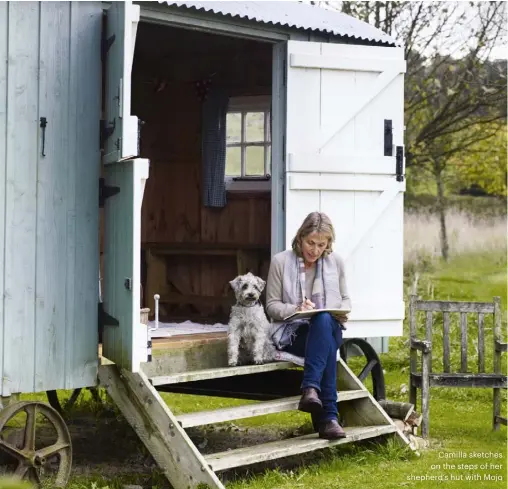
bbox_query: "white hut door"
[285,40,407,338]
[102,0,149,372]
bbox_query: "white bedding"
[147,320,228,338]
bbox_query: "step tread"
[176,389,369,428]
[205,424,397,471]
[149,361,295,386]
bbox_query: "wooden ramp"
[98,345,412,489]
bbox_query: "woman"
[266,211,351,440]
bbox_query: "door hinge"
[396,146,404,182]
[384,119,393,156]
[282,180,286,212]
[98,303,119,328]
[101,34,115,63]
[100,119,116,150]
[99,178,120,208]
[138,119,145,155]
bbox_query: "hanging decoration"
[195,72,216,102]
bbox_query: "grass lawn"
[6,251,508,489]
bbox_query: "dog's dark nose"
[247,293,255,299]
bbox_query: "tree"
[313,1,507,260]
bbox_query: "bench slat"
[478,313,485,373]
[460,312,468,372]
[425,311,433,342]
[411,373,507,389]
[443,312,450,373]
[415,300,494,314]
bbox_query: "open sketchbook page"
[283,308,351,322]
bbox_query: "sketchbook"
[283,307,351,322]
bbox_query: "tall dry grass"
[404,209,507,266]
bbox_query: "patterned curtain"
[201,88,229,208]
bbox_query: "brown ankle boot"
[319,419,347,440]
[298,388,323,414]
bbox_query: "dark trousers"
[283,312,343,423]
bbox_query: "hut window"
[225,96,271,191]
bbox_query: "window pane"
[246,112,264,142]
[246,146,265,176]
[226,147,241,176]
[227,113,241,143]
[266,145,271,174]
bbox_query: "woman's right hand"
[297,298,315,312]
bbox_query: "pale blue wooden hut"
[0,1,410,487]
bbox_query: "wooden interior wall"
[132,24,273,321]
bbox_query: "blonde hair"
[291,211,335,258]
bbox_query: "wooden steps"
[148,361,294,386]
[176,389,369,428]
[100,355,413,489]
[205,425,398,472]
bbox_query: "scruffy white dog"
[227,272,276,367]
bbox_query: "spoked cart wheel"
[0,401,72,487]
[340,338,386,401]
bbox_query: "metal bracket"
[396,145,404,182]
[98,303,119,328]
[384,119,393,156]
[99,178,120,208]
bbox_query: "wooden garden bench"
[409,295,507,438]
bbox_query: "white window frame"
[225,95,271,192]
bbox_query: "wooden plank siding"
[0,1,102,396]
[0,0,8,400]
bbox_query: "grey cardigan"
[265,249,352,348]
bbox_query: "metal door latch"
[40,117,48,157]
[396,146,404,182]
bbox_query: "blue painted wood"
[2,1,40,396]
[64,1,102,389]
[102,158,149,372]
[103,0,140,164]
[101,1,148,373]
[0,1,102,396]
[0,1,7,396]
[34,1,72,392]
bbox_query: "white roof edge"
[158,1,402,47]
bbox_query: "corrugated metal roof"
[160,1,399,46]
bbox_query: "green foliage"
[0,479,33,489]
[449,124,507,197]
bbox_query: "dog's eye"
[242,283,248,290]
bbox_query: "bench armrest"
[410,339,432,354]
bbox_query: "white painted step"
[149,361,294,386]
[205,425,397,471]
[176,390,369,428]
